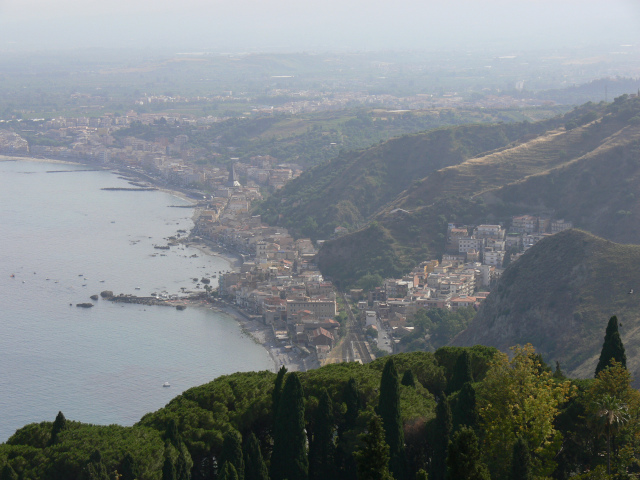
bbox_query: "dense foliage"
[2,337,639,480]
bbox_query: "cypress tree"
[553,361,565,380]
[511,437,532,480]
[219,431,244,480]
[0,464,18,480]
[415,469,428,480]
[595,316,627,376]
[49,411,67,446]
[452,382,477,432]
[272,366,287,424]
[344,377,361,431]
[354,416,394,480]
[219,462,239,480]
[120,453,138,480]
[431,395,452,480]
[447,351,473,394]
[243,433,269,480]
[445,427,490,480]
[378,357,407,480]
[270,372,308,480]
[162,455,176,480]
[309,389,336,480]
[165,418,181,447]
[82,450,109,480]
[176,449,190,480]
[401,369,416,388]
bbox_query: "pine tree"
[595,316,627,376]
[0,464,18,480]
[344,377,361,431]
[447,351,473,394]
[309,389,336,480]
[354,416,394,480]
[162,455,177,480]
[270,372,308,480]
[445,427,490,480]
[219,431,245,480]
[378,358,407,480]
[49,410,67,446]
[401,370,416,388]
[452,382,477,432]
[219,462,239,480]
[120,453,138,480]
[431,395,452,480]
[272,365,287,424]
[243,433,269,480]
[511,437,532,480]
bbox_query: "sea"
[0,159,274,442]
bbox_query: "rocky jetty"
[100,290,114,299]
[76,303,94,308]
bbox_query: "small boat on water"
[135,287,141,290]
[163,382,170,388]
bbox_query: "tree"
[595,316,627,376]
[120,453,138,480]
[477,344,573,479]
[431,395,452,480]
[162,455,176,480]
[165,418,181,447]
[447,351,473,394]
[0,464,18,480]
[553,361,565,380]
[344,377,361,431]
[243,433,269,480]
[401,370,416,388]
[445,427,490,480]
[270,373,308,480]
[219,431,244,480]
[176,449,191,480]
[511,437,532,480]
[354,416,394,480]
[272,366,287,424]
[309,389,336,480]
[219,462,239,480]
[415,470,428,480]
[378,358,407,480]
[591,395,629,475]
[82,450,110,480]
[452,382,477,432]
[49,411,67,446]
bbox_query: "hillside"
[453,229,640,384]
[317,95,640,287]
[253,118,565,239]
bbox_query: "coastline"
[8,155,315,372]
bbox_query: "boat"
[10,274,14,278]
[163,382,170,387]
[135,287,141,290]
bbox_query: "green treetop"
[447,351,473,394]
[49,410,67,446]
[401,369,416,388]
[309,389,337,480]
[219,431,245,480]
[270,373,308,480]
[445,427,490,480]
[243,433,269,480]
[511,437,533,480]
[378,358,407,480]
[355,416,394,480]
[595,316,627,376]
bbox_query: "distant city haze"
[0,0,639,52]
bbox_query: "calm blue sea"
[0,159,273,442]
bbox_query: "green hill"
[317,96,640,287]
[453,229,640,385]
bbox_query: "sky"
[0,0,639,53]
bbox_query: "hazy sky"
[0,0,639,52]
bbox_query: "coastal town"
[0,114,575,371]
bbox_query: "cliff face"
[452,230,640,385]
